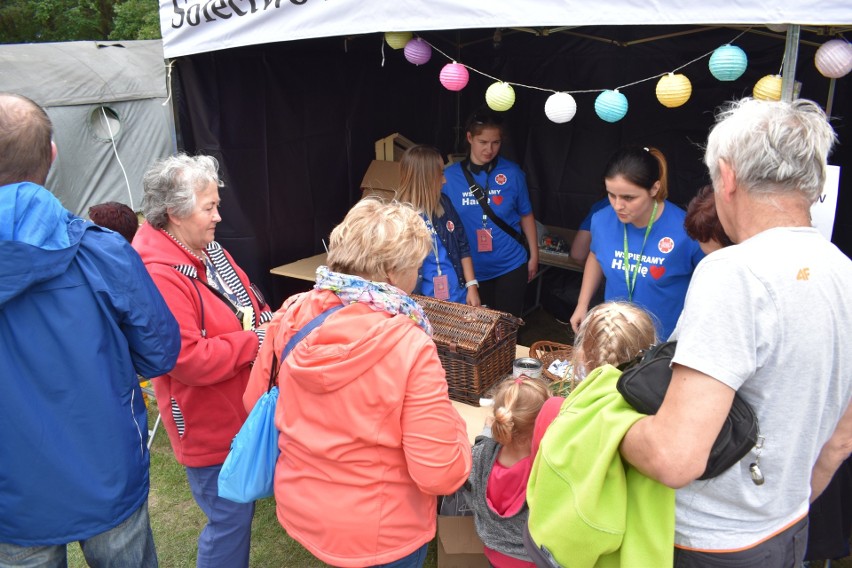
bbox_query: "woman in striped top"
[134,153,273,568]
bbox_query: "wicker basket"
[530,340,576,395]
[412,295,523,405]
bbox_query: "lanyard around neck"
[422,214,442,276]
[622,200,658,301]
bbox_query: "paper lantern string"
[412,28,751,97]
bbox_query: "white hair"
[704,98,836,204]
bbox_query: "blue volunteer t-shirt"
[590,201,704,339]
[442,158,532,281]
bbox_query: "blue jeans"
[185,464,255,568]
[370,542,429,568]
[0,500,157,567]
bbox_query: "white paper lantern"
[766,24,789,33]
[384,32,412,50]
[403,38,432,65]
[709,45,748,81]
[439,63,469,91]
[594,90,628,123]
[815,39,852,79]
[544,92,577,123]
[753,75,783,101]
[656,73,692,108]
[485,82,515,111]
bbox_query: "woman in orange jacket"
[245,198,472,568]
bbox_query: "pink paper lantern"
[440,63,469,91]
[815,39,852,79]
[403,38,432,66]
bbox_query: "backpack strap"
[266,303,345,392]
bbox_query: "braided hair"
[572,301,658,380]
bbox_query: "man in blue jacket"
[0,93,180,566]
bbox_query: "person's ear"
[50,141,57,165]
[718,159,737,201]
[466,132,473,145]
[649,181,661,198]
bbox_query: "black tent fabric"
[172,26,851,306]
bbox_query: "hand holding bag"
[218,303,344,503]
[616,341,761,480]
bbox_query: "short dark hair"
[684,185,733,247]
[0,93,53,186]
[464,107,506,138]
[89,202,139,243]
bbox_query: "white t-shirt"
[670,227,852,551]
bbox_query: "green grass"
[68,406,438,567]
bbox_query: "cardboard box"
[436,515,489,568]
[374,132,416,161]
[539,224,583,272]
[360,159,400,201]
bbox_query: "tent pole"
[781,25,800,102]
[826,77,836,119]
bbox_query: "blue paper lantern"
[594,90,628,123]
[709,45,748,81]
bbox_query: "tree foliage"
[0,0,160,44]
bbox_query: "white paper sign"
[811,165,840,241]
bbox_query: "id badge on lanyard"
[433,274,450,300]
[476,227,493,252]
[477,213,493,252]
[425,215,451,299]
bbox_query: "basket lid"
[411,294,522,353]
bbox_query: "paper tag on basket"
[479,398,494,408]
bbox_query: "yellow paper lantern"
[485,82,515,112]
[655,73,692,108]
[384,32,413,50]
[753,75,783,101]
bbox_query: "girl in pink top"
[468,375,551,567]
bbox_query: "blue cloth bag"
[218,303,344,503]
[218,385,281,503]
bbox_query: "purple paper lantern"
[440,63,469,91]
[403,38,432,66]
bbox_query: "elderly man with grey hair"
[620,98,852,567]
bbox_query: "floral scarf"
[314,265,432,336]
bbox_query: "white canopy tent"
[159,0,851,59]
[155,0,852,302]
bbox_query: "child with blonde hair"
[525,301,664,566]
[468,375,551,567]
[571,300,658,382]
[534,301,658,451]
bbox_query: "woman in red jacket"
[245,198,472,568]
[134,154,272,568]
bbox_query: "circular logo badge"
[446,220,455,232]
[495,173,508,186]
[658,237,675,254]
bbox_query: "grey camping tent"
[0,40,175,216]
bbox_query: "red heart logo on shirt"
[492,195,504,206]
[649,266,666,279]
